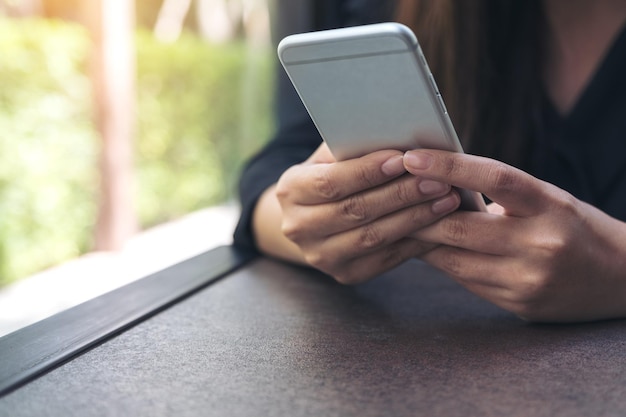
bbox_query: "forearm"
[252,184,307,265]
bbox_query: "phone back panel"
[278,23,486,212]
[278,23,461,161]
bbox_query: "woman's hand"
[257,143,460,283]
[404,149,626,322]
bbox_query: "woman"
[234,0,626,322]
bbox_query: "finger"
[412,210,523,256]
[305,193,458,261]
[423,246,539,317]
[421,245,513,290]
[291,175,454,237]
[403,150,552,217]
[326,238,436,284]
[280,149,407,205]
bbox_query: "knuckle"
[280,219,303,242]
[274,179,291,202]
[333,260,375,285]
[275,165,302,200]
[303,250,332,272]
[514,269,552,304]
[304,256,362,284]
[442,155,466,178]
[519,277,545,301]
[379,243,405,270]
[412,240,437,257]
[339,194,368,223]
[333,271,362,285]
[509,285,562,322]
[356,224,386,250]
[409,204,433,226]
[280,211,316,244]
[485,163,520,194]
[539,235,568,258]
[441,217,469,245]
[354,163,378,189]
[313,169,341,201]
[527,229,569,260]
[379,240,420,270]
[438,250,464,277]
[390,179,415,205]
[526,192,579,258]
[551,189,580,217]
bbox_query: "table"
[1,245,625,416]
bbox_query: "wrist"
[252,185,307,265]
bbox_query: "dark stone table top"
[1,249,625,416]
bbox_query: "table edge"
[0,245,257,397]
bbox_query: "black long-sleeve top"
[233,1,626,252]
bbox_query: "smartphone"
[277,22,486,212]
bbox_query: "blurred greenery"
[135,30,274,226]
[0,18,274,285]
[0,18,97,285]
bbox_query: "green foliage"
[0,18,97,285]
[0,18,274,285]
[135,30,274,227]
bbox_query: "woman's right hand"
[253,143,460,284]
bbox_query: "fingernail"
[419,179,448,195]
[432,193,459,214]
[404,151,433,170]
[381,155,406,176]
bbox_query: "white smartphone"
[277,22,486,212]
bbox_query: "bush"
[0,18,274,285]
[135,30,274,227]
[0,18,97,285]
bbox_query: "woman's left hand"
[403,149,626,322]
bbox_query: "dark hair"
[396,0,545,168]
